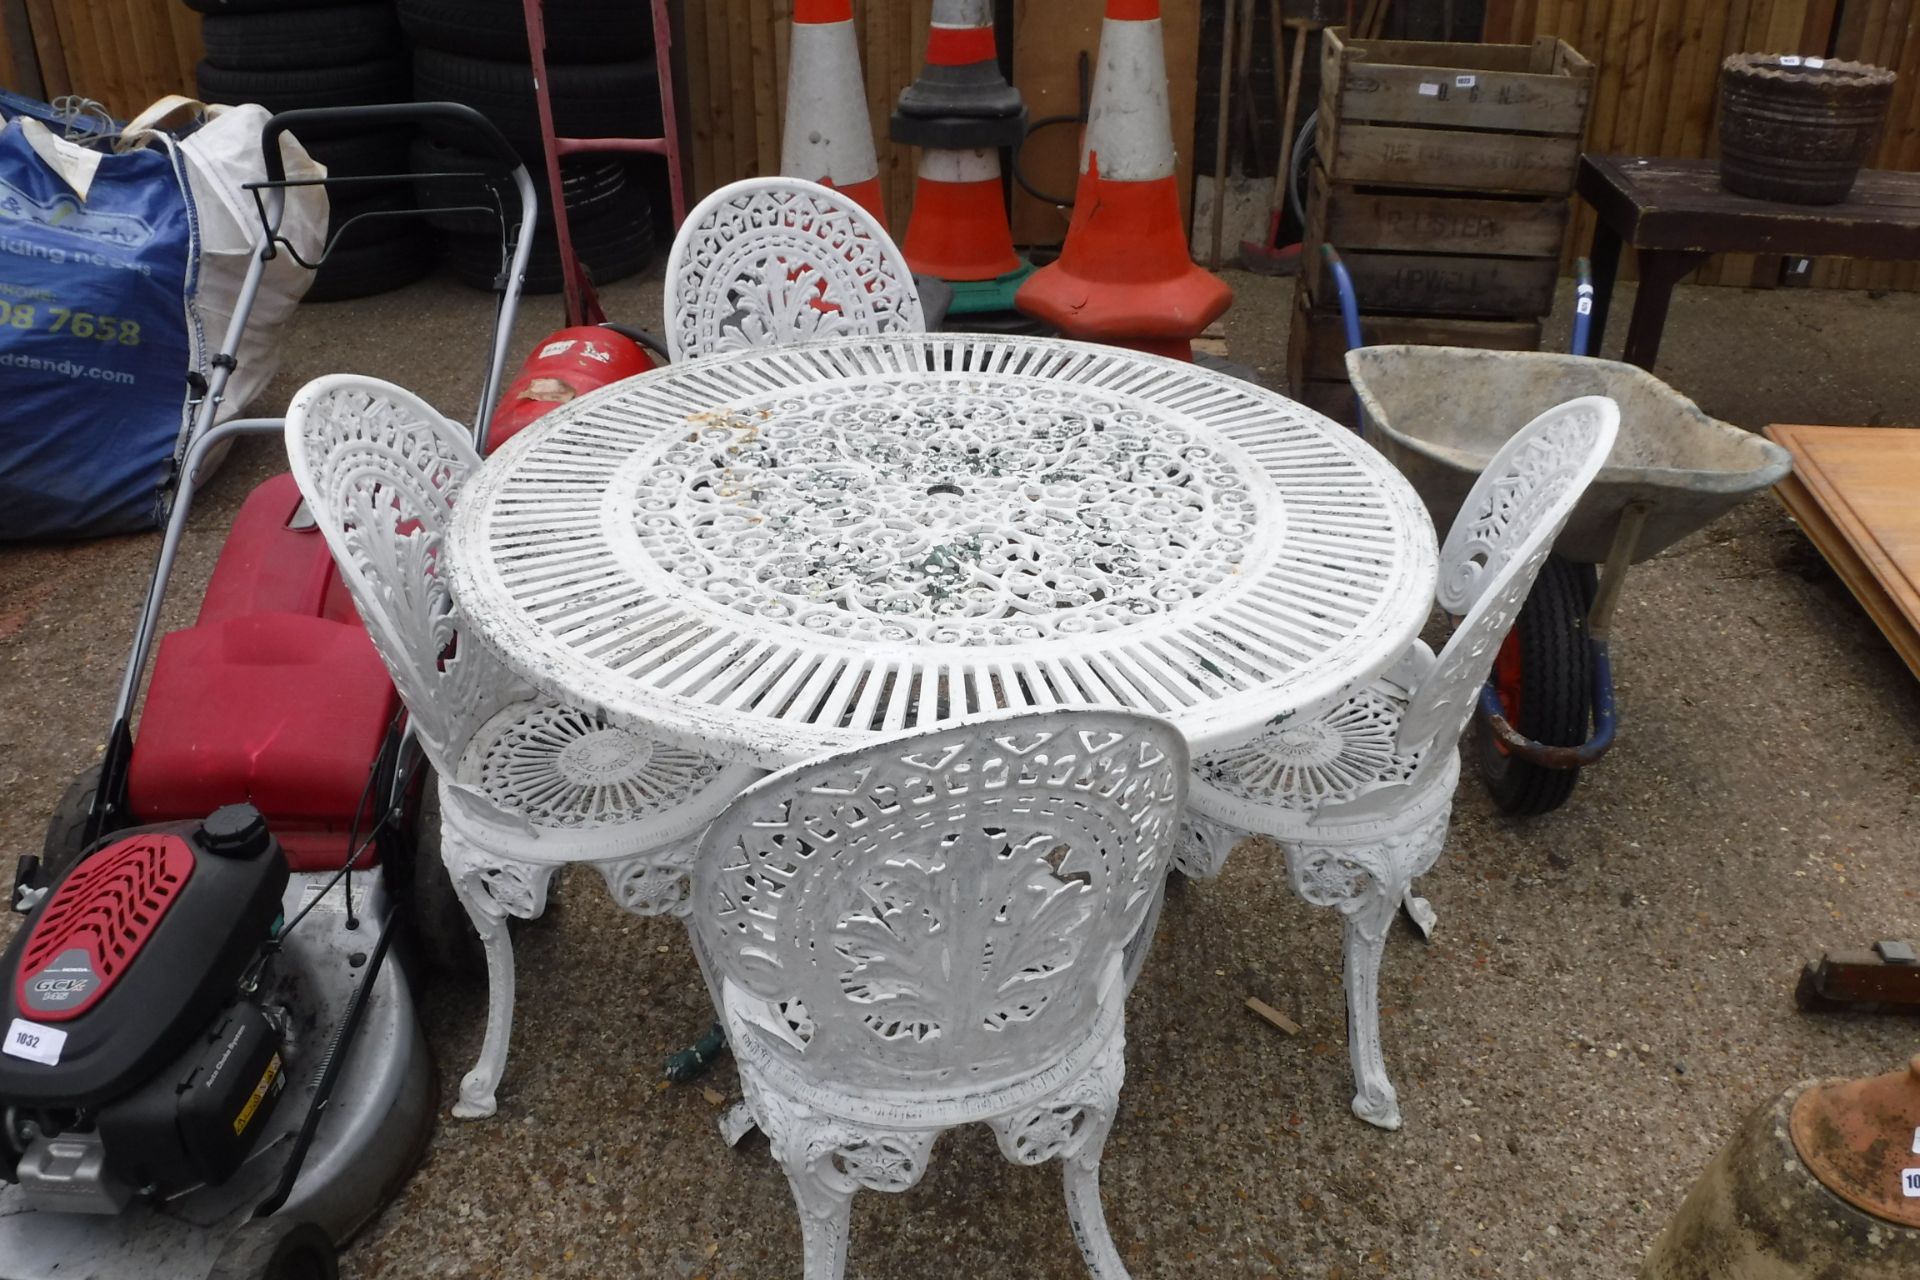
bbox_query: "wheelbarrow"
[1340,327,1792,814]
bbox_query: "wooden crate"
[1317,28,1593,197]
[1286,287,1541,428]
[1303,163,1566,318]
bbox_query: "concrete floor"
[3,266,1919,1279]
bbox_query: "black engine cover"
[0,808,288,1111]
[96,1002,287,1190]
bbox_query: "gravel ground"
[3,266,1919,1280]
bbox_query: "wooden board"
[1312,169,1572,257]
[1289,302,1543,379]
[1318,119,1584,194]
[1765,422,1920,680]
[1322,27,1592,136]
[1303,245,1561,315]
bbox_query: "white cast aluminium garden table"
[448,334,1440,770]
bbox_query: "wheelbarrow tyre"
[1476,555,1594,817]
[208,1218,338,1280]
[41,764,119,883]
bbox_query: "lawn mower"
[1,101,540,1280]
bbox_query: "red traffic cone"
[1015,0,1232,360]
[781,0,888,228]
[893,0,1033,311]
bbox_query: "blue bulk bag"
[0,115,199,539]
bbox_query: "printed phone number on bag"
[0,299,141,344]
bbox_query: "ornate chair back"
[1393,395,1619,761]
[664,177,925,362]
[285,374,508,782]
[691,710,1188,1100]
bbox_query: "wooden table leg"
[1586,218,1623,357]
[1620,249,1710,371]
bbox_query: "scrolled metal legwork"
[1185,396,1620,1129]
[285,374,761,1119]
[691,710,1187,1280]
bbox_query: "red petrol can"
[485,326,655,451]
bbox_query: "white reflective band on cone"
[931,0,993,27]
[782,23,881,188]
[1080,19,1177,182]
[918,147,1001,183]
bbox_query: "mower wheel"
[408,781,487,979]
[397,0,655,63]
[209,1219,337,1280]
[1476,555,1596,816]
[201,5,400,71]
[41,764,116,883]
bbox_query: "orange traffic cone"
[892,0,1032,311]
[1015,0,1232,360]
[781,0,888,227]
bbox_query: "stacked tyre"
[399,0,664,293]
[189,0,429,302]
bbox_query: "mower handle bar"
[261,103,522,183]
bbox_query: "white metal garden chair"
[690,709,1188,1280]
[285,374,760,1119]
[663,176,926,362]
[1177,395,1619,1131]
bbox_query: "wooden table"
[1765,423,1920,681]
[1579,155,1920,370]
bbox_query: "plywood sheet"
[1765,422,1920,680]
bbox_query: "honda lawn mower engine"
[1,805,290,1213]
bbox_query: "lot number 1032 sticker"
[1903,1168,1920,1198]
[5,1017,67,1066]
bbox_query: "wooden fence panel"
[1489,0,1920,291]
[1,0,199,118]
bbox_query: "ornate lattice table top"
[449,335,1438,768]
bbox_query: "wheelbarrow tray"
[1346,346,1792,564]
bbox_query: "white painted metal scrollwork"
[693,710,1186,1280]
[665,177,924,362]
[448,334,1441,771]
[286,375,763,1120]
[1282,800,1453,1131]
[284,375,504,773]
[1399,396,1620,753]
[1181,397,1618,1130]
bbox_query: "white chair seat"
[1170,395,1620,1132]
[460,699,732,840]
[1192,680,1427,821]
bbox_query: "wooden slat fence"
[1,0,200,118]
[1485,0,1920,289]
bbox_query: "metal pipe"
[1322,243,1365,436]
[1572,256,1595,357]
[1478,637,1617,768]
[1587,500,1651,640]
